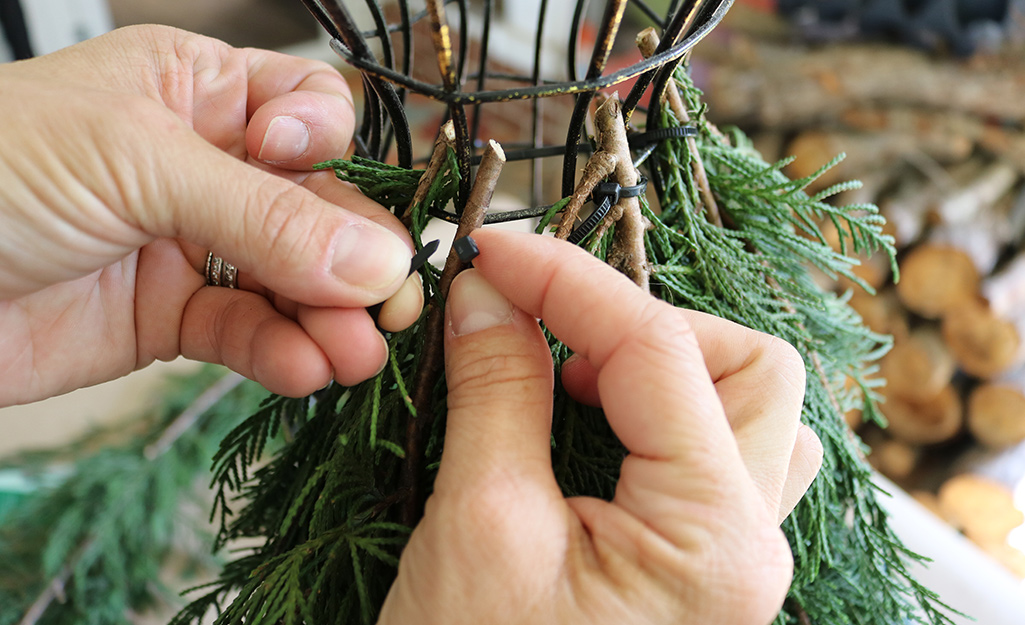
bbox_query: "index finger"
[242,48,357,168]
[470,229,740,466]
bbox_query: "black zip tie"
[408,239,441,276]
[368,239,440,326]
[453,236,480,263]
[567,196,612,245]
[627,127,698,149]
[567,177,648,246]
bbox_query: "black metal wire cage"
[299,0,733,214]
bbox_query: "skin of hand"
[378,229,824,625]
[0,25,424,408]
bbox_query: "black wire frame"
[300,0,734,212]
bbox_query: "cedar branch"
[637,28,722,228]
[555,151,619,240]
[594,95,650,290]
[401,140,506,525]
[402,121,456,227]
[18,373,242,624]
[17,541,88,625]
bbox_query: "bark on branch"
[402,121,456,227]
[555,151,618,241]
[402,139,506,525]
[637,28,722,228]
[593,96,650,290]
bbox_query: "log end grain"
[942,301,1022,378]
[785,131,846,191]
[868,437,921,481]
[938,473,1024,545]
[848,288,910,340]
[880,329,956,403]
[911,490,945,518]
[977,538,1025,579]
[896,245,981,319]
[968,384,1025,449]
[881,385,963,445]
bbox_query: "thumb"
[436,269,558,494]
[148,129,412,308]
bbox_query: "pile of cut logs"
[693,10,1025,577]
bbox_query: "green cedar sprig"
[649,69,954,625]
[172,164,459,624]
[0,368,265,625]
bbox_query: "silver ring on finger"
[205,252,238,289]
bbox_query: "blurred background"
[2,0,1025,623]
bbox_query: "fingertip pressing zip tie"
[368,238,441,326]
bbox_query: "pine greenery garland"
[0,70,958,625]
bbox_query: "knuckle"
[248,180,319,262]
[442,470,549,562]
[635,513,793,623]
[447,347,550,402]
[209,293,254,361]
[766,335,805,376]
[758,334,807,396]
[625,300,698,360]
[701,525,792,623]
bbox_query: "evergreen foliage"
[0,369,265,625]
[0,71,958,625]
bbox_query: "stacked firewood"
[693,10,1025,577]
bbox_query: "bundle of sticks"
[693,11,1025,577]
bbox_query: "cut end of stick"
[636,27,659,58]
[485,139,506,163]
[440,120,456,142]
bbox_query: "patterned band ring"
[205,252,238,289]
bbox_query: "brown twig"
[401,140,506,525]
[402,121,456,228]
[17,541,91,625]
[637,28,723,228]
[554,151,619,240]
[798,606,812,625]
[593,95,650,290]
[144,372,246,460]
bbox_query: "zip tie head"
[453,236,480,263]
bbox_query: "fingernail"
[373,331,390,377]
[258,116,311,162]
[448,270,514,337]
[331,224,410,292]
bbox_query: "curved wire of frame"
[303,0,733,211]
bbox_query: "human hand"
[0,26,421,407]
[378,229,823,625]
